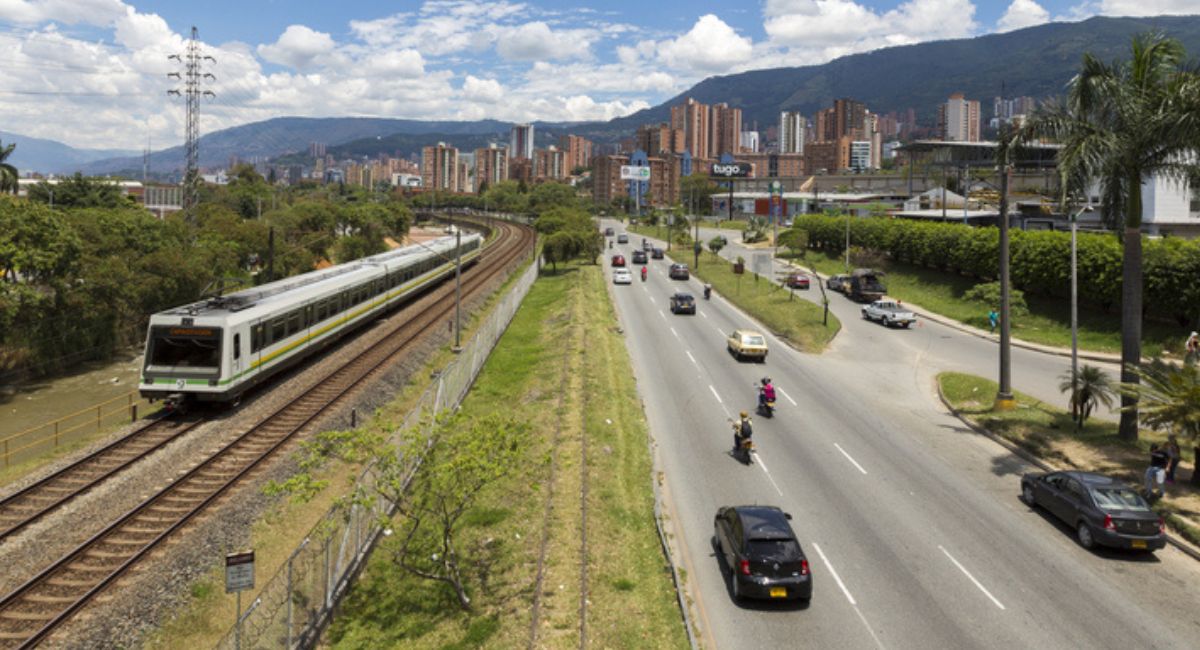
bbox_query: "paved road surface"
[607,221,1199,649]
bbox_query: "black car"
[651,247,664,259]
[617,233,629,244]
[713,505,811,601]
[669,263,690,280]
[631,250,648,264]
[1021,471,1166,552]
[669,292,696,314]
[604,227,614,236]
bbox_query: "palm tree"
[1059,364,1116,429]
[1018,33,1200,441]
[1122,360,1200,486]
[0,140,17,194]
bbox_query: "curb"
[935,380,1200,563]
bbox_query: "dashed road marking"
[708,385,723,404]
[938,545,1006,610]
[835,443,868,475]
[778,386,798,406]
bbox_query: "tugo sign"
[709,162,751,178]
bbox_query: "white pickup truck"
[861,299,916,328]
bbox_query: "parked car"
[785,273,810,289]
[1021,471,1166,552]
[651,247,665,260]
[727,329,767,362]
[669,263,690,280]
[617,233,629,244]
[861,299,916,328]
[713,505,811,601]
[826,274,850,293]
[604,227,614,236]
[632,250,648,264]
[611,254,626,267]
[669,292,696,314]
[612,268,633,285]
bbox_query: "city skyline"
[0,0,1186,150]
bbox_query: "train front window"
[148,326,221,368]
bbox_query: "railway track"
[0,219,534,648]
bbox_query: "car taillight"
[1103,514,1115,531]
[739,559,751,576]
[800,559,809,576]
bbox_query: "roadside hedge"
[791,214,1200,326]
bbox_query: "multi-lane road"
[605,221,1199,649]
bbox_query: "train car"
[139,233,483,408]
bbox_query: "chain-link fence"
[215,252,538,650]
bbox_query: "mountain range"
[12,14,1200,177]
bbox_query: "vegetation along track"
[0,219,535,648]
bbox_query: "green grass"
[325,262,688,649]
[788,250,1175,356]
[938,371,1200,547]
[690,251,839,353]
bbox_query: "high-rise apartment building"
[636,123,685,156]
[558,134,593,171]
[709,103,742,157]
[739,131,759,153]
[670,97,710,160]
[939,93,981,142]
[534,147,567,181]
[309,142,326,158]
[510,123,535,160]
[421,142,459,191]
[474,144,508,189]
[833,98,867,140]
[779,111,805,154]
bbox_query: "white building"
[939,93,981,142]
[510,123,535,160]
[392,173,422,188]
[739,131,759,153]
[779,111,805,154]
[849,141,872,173]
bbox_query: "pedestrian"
[1145,444,1169,498]
[1165,435,1182,484]
[1185,331,1199,364]
[987,308,999,334]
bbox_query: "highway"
[605,221,1200,649]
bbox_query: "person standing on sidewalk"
[1185,331,1199,364]
[1146,444,1169,498]
[1165,435,1182,484]
[987,309,999,334]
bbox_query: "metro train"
[139,232,483,408]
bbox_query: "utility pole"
[453,228,463,352]
[167,26,215,222]
[996,162,1014,410]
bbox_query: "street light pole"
[844,213,850,270]
[996,163,1014,409]
[1069,202,1092,392]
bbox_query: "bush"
[963,281,1029,315]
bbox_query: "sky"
[0,0,1196,150]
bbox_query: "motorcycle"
[757,390,775,418]
[730,420,755,464]
[640,267,648,282]
[703,284,712,300]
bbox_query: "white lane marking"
[714,326,725,337]
[813,543,887,649]
[835,443,868,475]
[669,327,681,341]
[754,454,784,496]
[685,350,698,366]
[708,385,723,404]
[813,543,856,605]
[777,386,798,406]
[648,296,656,304]
[938,545,1006,610]
[700,311,709,319]
[658,310,667,321]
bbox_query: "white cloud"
[364,49,426,77]
[0,0,125,25]
[655,14,753,73]
[998,0,1051,32]
[494,21,596,61]
[113,6,175,49]
[257,25,336,69]
[764,0,977,60]
[1097,0,1200,15]
[461,75,504,102]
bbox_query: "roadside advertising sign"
[620,165,651,181]
[709,162,751,178]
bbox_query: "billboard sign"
[709,162,751,178]
[620,165,651,181]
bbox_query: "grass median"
[938,371,1200,547]
[319,261,688,649]
[788,250,1176,357]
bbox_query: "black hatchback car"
[651,247,664,259]
[713,505,811,601]
[669,292,696,314]
[1021,471,1166,552]
[631,250,648,264]
[669,263,690,280]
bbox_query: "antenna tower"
[167,26,215,218]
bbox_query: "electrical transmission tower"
[167,26,215,218]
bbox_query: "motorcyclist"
[732,411,753,453]
[703,283,712,300]
[759,377,776,410]
[608,239,613,249]
[640,265,648,281]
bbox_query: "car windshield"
[1091,487,1149,511]
[743,335,766,346]
[747,538,800,559]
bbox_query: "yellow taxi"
[727,329,768,362]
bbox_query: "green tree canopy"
[26,173,134,209]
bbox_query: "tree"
[1058,365,1116,429]
[1122,360,1200,486]
[26,173,133,209]
[0,140,17,194]
[777,228,808,259]
[541,231,577,272]
[708,236,726,255]
[1019,33,1200,440]
[680,173,718,215]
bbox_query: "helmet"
[739,411,748,418]
[762,377,771,385]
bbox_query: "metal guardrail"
[214,246,538,650]
[1,391,151,468]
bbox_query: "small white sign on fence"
[225,551,255,593]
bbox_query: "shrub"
[963,281,1029,315]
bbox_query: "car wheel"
[729,568,740,600]
[862,310,869,320]
[1021,484,1036,507]
[1077,522,1096,549]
